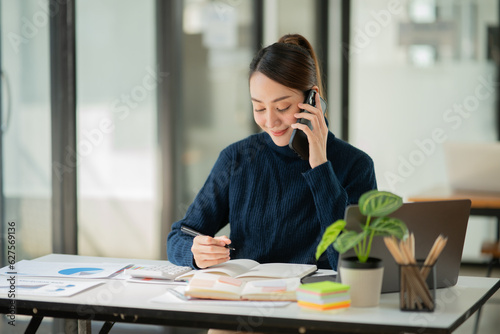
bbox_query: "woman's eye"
[254,107,265,112]
[277,105,290,112]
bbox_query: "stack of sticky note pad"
[296,281,350,310]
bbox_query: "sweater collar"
[263,133,302,159]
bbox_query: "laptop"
[338,199,471,293]
[443,141,500,193]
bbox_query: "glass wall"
[263,0,317,46]
[1,0,52,262]
[76,0,159,259]
[349,0,499,261]
[178,0,256,228]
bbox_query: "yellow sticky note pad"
[298,300,351,310]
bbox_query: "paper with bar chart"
[0,278,103,297]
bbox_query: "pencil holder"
[399,260,436,312]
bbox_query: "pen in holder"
[384,233,447,313]
[399,260,436,312]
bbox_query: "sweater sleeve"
[166,150,233,267]
[302,154,377,269]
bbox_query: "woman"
[167,34,377,271]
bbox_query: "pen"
[181,225,235,251]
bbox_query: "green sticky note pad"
[297,281,350,295]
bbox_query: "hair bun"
[275,34,323,96]
[278,34,311,53]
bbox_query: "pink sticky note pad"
[190,278,215,288]
[218,276,243,286]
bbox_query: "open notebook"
[175,259,317,282]
[184,272,301,301]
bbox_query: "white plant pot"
[339,257,384,307]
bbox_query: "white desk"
[0,254,499,334]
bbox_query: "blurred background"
[0,0,499,332]
[1,0,499,266]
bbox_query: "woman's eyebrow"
[251,95,292,103]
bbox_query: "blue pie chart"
[58,267,104,276]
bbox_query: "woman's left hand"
[291,92,328,169]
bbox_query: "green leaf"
[333,230,368,254]
[315,220,346,260]
[359,190,403,217]
[369,217,408,239]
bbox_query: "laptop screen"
[339,199,471,293]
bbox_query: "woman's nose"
[265,110,280,128]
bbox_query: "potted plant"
[315,190,407,307]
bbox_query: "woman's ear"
[311,86,320,95]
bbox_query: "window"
[76,0,158,259]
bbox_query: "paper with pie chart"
[0,260,129,279]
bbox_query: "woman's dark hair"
[249,34,324,97]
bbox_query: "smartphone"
[288,90,328,160]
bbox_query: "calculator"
[125,263,192,280]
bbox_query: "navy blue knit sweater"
[167,132,377,270]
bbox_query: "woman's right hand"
[191,235,231,269]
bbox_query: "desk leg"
[78,319,91,334]
[25,315,43,334]
[99,321,115,334]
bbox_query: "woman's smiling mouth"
[270,129,288,137]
